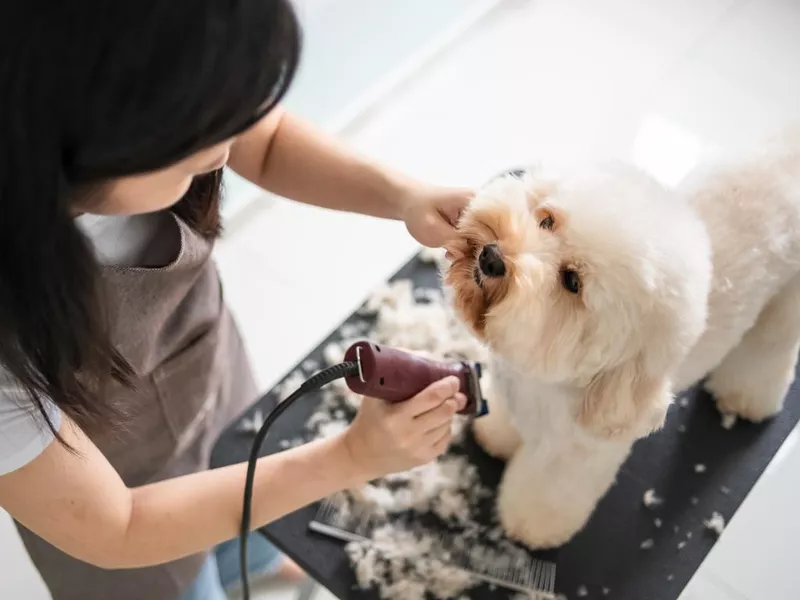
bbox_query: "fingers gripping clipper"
[343,341,489,417]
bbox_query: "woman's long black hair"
[0,1,301,442]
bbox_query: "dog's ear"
[579,355,672,439]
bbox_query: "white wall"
[222,0,500,220]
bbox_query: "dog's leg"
[706,275,800,422]
[496,441,626,548]
[472,390,522,461]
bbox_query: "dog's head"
[444,164,712,438]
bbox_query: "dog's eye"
[539,214,554,231]
[560,268,581,294]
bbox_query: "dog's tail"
[763,124,800,173]
[770,124,800,148]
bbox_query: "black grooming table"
[211,254,800,600]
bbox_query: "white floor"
[2,0,799,599]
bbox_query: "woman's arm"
[229,108,412,220]
[228,108,471,247]
[0,417,360,569]
[0,377,463,569]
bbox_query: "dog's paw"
[705,358,792,423]
[711,390,783,423]
[472,411,521,460]
[497,488,582,549]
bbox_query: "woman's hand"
[401,185,473,248]
[343,377,467,480]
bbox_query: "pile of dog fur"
[275,251,546,599]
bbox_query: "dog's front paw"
[497,485,582,549]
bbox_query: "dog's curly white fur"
[444,132,800,548]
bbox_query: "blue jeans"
[181,533,283,600]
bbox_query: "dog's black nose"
[478,244,506,278]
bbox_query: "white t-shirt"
[0,212,175,475]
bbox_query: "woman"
[0,2,470,600]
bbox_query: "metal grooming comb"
[309,498,558,598]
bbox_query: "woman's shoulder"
[0,369,62,476]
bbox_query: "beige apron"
[15,213,257,600]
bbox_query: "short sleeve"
[0,374,62,476]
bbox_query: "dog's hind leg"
[705,274,800,422]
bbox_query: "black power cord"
[239,360,361,600]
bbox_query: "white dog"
[443,132,800,548]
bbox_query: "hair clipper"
[343,341,488,417]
